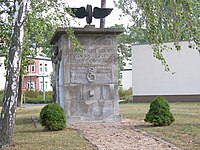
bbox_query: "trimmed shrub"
[144,96,175,126]
[40,103,66,131]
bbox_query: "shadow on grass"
[134,122,200,132]
[134,124,153,129]
[134,122,175,129]
[15,117,32,125]
[174,123,200,127]
[18,128,44,134]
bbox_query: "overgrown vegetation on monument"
[40,103,66,131]
[144,97,175,126]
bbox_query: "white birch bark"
[0,0,28,148]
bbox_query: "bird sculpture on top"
[70,4,113,25]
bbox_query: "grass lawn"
[0,106,96,150]
[119,102,200,150]
[0,102,199,149]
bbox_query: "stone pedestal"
[51,25,123,124]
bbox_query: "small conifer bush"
[40,103,66,131]
[144,96,175,126]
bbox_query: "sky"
[67,0,131,28]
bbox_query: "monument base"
[66,115,121,124]
[50,26,123,124]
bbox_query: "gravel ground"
[69,119,182,150]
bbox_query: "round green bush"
[40,103,66,131]
[144,96,175,126]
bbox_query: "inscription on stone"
[70,67,112,84]
[70,43,115,84]
[70,46,116,65]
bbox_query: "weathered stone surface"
[51,25,123,124]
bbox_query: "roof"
[50,25,124,45]
[26,55,51,61]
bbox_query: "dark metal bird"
[70,5,113,24]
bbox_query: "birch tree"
[115,0,200,71]
[0,0,28,148]
[0,0,77,147]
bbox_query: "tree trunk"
[0,0,28,148]
[100,0,106,28]
[17,74,23,107]
[52,64,57,103]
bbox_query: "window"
[45,64,47,72]
[31,63,35,72]
[45,81,48,90]
[40,81,48,91]
[27,63,35,73]
[40,63,47,73]
[27,65,30,72]
[40,81,43,91]
[120,72,122,79]
[27,82,35,90]
[40,64,42,72]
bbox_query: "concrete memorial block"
[51,25,123,124]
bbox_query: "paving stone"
[69,119,182,150]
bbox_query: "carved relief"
[51,46,62,64]
[70,66,112,84]
[87,67,96,83]
[51,45,62,104]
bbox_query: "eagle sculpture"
[70,5,113,24]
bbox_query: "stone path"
[69,119,182,150]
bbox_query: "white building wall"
[132,41,200,96]
[120,69,132,90]
[38,58,53,91]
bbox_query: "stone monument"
[51,25,123,124]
